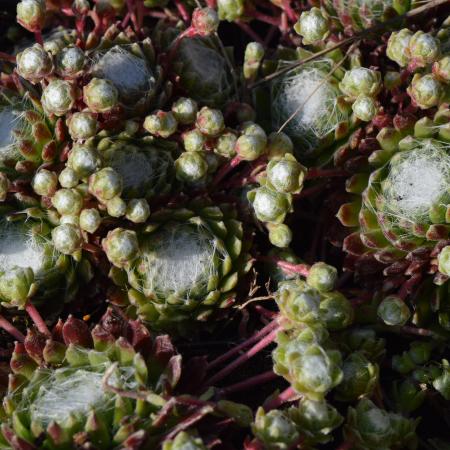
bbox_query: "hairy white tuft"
[0,108,21,161]
[379,140,450,225]
[21,364,137,427]
[272,61,347,154]
[138,223,223,299]
[108,146,170,197]
[92,46,154,101]
[0,221,45,274]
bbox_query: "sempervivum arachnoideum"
[172,32,236,108]
[0,309,182,449]
[0,211,92,309]
[104,199,252,332]
[336,105,450,328]
[257,45,382,163]
[320,0,414,34]
[85,24,169,116]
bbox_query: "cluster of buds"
[387,29,450,109]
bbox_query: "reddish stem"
[0,315,25,342]
[34,30,43,45]
[213,156,243,186]
[337,441,354,450]
[294,183,326,199]
[25,302,50,337]
[264,386,298,410]
[258,256,310,277]
[306,168,349,179]
[207,319,279,370]
[0,52,16,63]
[206,328,280,386]
[236,21,265,45]
[174,0,191,22]
[220,370,278,395]
[126,0,139,30]
[282,0,298,22]
[252,10,281,26]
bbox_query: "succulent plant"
[106,200,252,330]
[0,310,181,449]
[173,35,236,109]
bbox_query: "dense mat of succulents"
[0,0,450,448]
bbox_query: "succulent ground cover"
[0,0,449,448]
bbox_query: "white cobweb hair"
[0,220,46,274]
[339,0,391,23]
[271,59,347,155]
[135,222,226,301]
[371,139,450,234]
[17,362,137,428]
[177,37,231,103]
[0,105,27,162]
[107,143,171,197]
[91,45,155,102]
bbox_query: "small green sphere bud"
[143,110,178,138]
[352,95,378,122]
[407,73,443,109]
[336,353,379,401]
[433,56,450,83]
[235,134,266,161]
[294,7,330,44]
[241,121,267,140]
[0,266,35,306]
[243,42,264,81]
[31,169,58,196]
[175,151,208,182]
[320,292,354,330]
[217,0,244,21]
[68,144,102,178]
[248,186,292,223]
[125,198,150,223]
[52,188,83,216]
[58,167,79,188]
[266,154,306,193]
[307,262,338,292]
[89,167,123,201]
[41,79,76,116]
[214,131,237,157]
[339,67,381,101]
[172,97,198,125]
[102,227,139,268]
[378,295,411,326]
[192,7,219,36]
[408,31,440,68]
[267,132,294,158]
[83,78,119,113]
[79,208,102,233]
[267,223,292,248]
[60,214,80,226]
[0,173,10,201]
[55,45,85,77]
[252,407,300,449]
[52,223,82,255]
[387,28,413,67]
[67,112,98,140]
[182,129,206,152]
[106,196,126,217]
[438,246,450,276]
[16,43,53,83]
[196,107,225,137]
[17,0,46,32]
[162,432,207,450]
